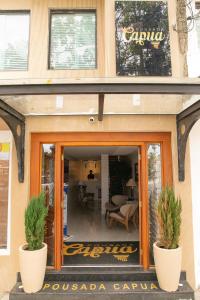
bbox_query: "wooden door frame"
[30,132,172,270]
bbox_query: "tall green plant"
[157,187,182,249]
[25,192,48,251]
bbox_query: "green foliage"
[25,192,48,251]
[157,187,182,249]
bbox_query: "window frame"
[195,2,200,48]
[0,131,12,256]
[0,10,31,72]
[195,2,200,9]
[48,9,97,70]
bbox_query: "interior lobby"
[62,146,140,242]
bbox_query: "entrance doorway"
[30,132,172,270]
[62,146,140,266]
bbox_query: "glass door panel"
[41,144,55,266]
[148,144,162,264]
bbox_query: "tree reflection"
[115,1,172,76]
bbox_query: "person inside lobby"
[87,170,95,180]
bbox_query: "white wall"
[189,120,200,288]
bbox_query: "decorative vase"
[153,242,182,292]
[19,243,47,293]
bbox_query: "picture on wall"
[115,1,172,76]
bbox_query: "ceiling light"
[89,108,95,114]
[132,94,141,106]
[56,95,64,109]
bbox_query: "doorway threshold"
[42,268,187,283]
[61,264,141,268]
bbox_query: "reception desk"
[82,180,100,202]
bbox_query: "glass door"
[61,145,141,267]
[30,132,172,270]
[41,144,55,266]
[148,144,162,265]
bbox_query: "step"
[10,280,194,300]
[17,267,187,282]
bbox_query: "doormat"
[63,241,139,265]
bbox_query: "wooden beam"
[1,82,200,95]
[98,94,104,121]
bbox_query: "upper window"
[195,2,200,50]
[0,11,30,71]
[115,1,172,76]
[49,10,96,70]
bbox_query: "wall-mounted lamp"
[126,178,136,200]
[83,160,88,168]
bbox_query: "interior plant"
[153,186,182,292]
[19,192,48,294]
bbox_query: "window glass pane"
[196,18,200,50]
[115,1,171,76]
[0,12,30,71]
[195,3,200,49]
[50,11,96,69]
[41,144,55,266]
[148,144,162,264]
[0,134,11,252]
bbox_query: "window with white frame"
[0,131,12,255]
[195,2,200,50]
[0,11,30,71]
[49,10,96,70]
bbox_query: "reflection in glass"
[41,144,55,266]
[148,144,162,264]
[50,12,96,70]
[0,13,30,71]
[115,1,171,76]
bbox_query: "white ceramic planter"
[153,242,182,292]
[19,243,47,293]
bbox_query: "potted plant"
[153,186,182,292]
[19,192,48,293]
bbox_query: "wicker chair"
[109,202,138,232]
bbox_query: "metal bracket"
[0,99,25,182]
[177,99,200,181]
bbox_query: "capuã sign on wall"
[115,1,172,76]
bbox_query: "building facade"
[0,0,199,295]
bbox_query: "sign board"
[115,1,172,76]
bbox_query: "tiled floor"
[66,189,139,242]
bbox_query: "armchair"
[109,202,138,232]
[105,194,128,220]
